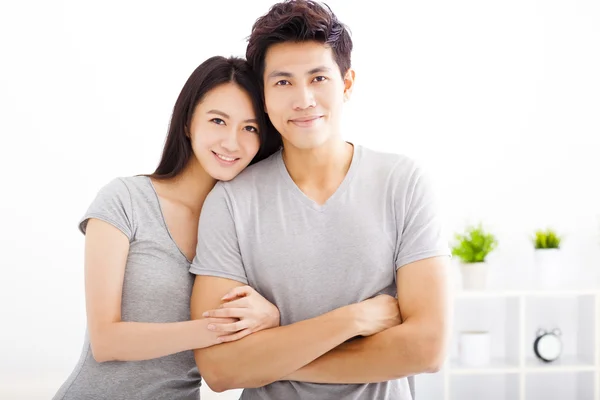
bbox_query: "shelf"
[526,370,596,400]
[418,284,600,399]
[525,355,597,372]
[525,294,596,378]
[455,289,598,299]
[449,358,520,375]
[445,356,597,374]
[451,374,520,400]
[454,290,521,299]
[413,372,444,399]
[451,297,520,369]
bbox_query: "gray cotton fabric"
[190,144,451,400]
[53,176,201,400]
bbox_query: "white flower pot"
[460,262,489,290]
[533,249,562,289]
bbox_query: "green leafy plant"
[451,224,498,263]
[533,229,561,249]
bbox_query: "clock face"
[535,333,562,362]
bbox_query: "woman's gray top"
[53,176,201,400]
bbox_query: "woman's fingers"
[221,285,254,301]
[203,307,247,319]
[204,317,236,324]
[221,296,250,309]
[218,328,253,343]
[208,319,249,333]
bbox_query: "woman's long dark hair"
[151,56,281,179]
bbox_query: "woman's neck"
[153,159,217,215]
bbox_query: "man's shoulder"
[220,150,282,196]
[358,145,421,182]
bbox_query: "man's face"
[262,40,354,150]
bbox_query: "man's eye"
[313,76,328,82]
[276,80,290,86]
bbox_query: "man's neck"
[282,138,354,204]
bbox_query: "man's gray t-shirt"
[190,144,450,400]
[53,176,201,400]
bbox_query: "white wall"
[1,0,599,399]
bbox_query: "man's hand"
[353,294,401,336]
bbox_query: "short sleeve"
[79,178,134,241]
[189,182,248,284]
[394,165,451,270]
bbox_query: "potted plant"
[451,223,498,290]
[532,229,563,289]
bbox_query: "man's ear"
[343,68,356,102]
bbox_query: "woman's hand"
[202,285,280,343]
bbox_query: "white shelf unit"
[415,289,600,400]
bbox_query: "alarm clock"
[533,328,562,362]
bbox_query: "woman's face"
[189,83,261,181]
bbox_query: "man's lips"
[290,115,322,123]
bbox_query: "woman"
[53,56,282,400]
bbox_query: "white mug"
[459,331,491,367]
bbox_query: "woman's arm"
[84,218,225,362]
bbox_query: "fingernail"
[207,324,215,331]
[202,312,208,317]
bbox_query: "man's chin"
[282,133,331,150]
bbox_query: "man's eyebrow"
[266,66,332,79]
[267,70,293,79]
[307,66,332,75]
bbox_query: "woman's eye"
[245,126,259,133]
[313,76,328,82]
[211,118,225,125]
[276,80,290,86]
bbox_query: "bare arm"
[84,219,223,362]
[285,256,452,383]
[190,276,395,393]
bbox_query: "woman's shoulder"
[79,175,153,238]
[103,175,160,201]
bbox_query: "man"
[189,1,452,399]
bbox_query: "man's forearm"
[197,305,362,392]
[284,322,445,384]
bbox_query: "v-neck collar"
[276,143,362,212]
[146,176,194,264]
